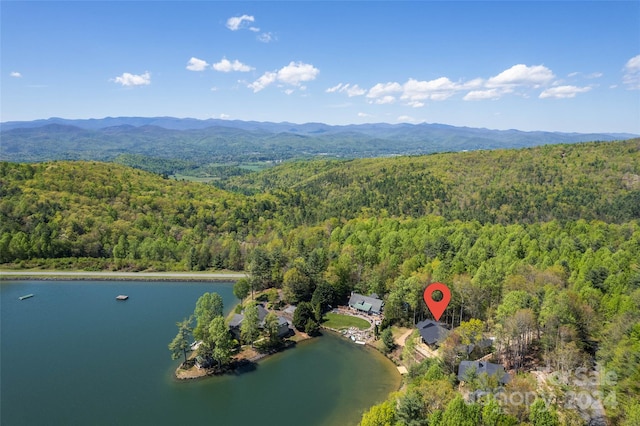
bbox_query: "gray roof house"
[348,292,384,315]
[457,360,510,385]
[416,319,449,346]
[229,304,291,339]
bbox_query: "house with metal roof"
[457,360,510,385]
[348,292,384,315]
[416,319,449,346]
[229,304,292,339]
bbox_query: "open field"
[322,313,371,330]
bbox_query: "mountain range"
[1,117,636,172]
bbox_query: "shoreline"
[0,270,247,282]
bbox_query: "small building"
[348,292,384,315]
[416,319,449,347]
[274,316,292,337]
[457,360,510,385]
[228,304,292,340]
[195,355,214,369]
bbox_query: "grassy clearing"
[322,313,370,330]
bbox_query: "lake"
[0,280,400,425]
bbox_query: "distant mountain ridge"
[1,117,636,170]
[2,116,636,138]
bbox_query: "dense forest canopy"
[1,138,639,424]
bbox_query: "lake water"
[1,280,400,425]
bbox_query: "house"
[457,360,510,385]
[457,338,493,356]
[195,355,214,369]
[274,316,292,337]
[416,319,449,346]
[228,304,292,340]
[348,292,384,315]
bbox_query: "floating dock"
[116,295,129,301]
[19,294,34,300]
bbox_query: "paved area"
[1,270,247,280]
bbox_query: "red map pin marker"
[423,282,451,321]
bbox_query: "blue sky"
[2,1,639,133]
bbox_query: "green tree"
[168,316,193,365]
[481,396,518,426]
[248,247,273,290]
[241,303,260,346]
[193,292,224,343]
[397,389,427,426]
[458,318,484,345]
[209,316,233,367]
[361,400,396,426]
[305,318,320,336]
[529,399,559,426]
[293,301,314,331]
[233,278,250,301]
[263,312,281,345]
[440,395,481,426]
[622,401,640,426]
[381,328,395,353]
[311,281,335,313]
[282,266,313,304]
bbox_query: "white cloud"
[358,112,372,118]
[226,14,255,31]
[186,57,209,71]
[366,82,403,103]
[623,54,640,89]
[10,71,22,78]
[326,83,345,93]
[219,114,231,119]
[249,27,260,32]
[326,83,365,97]
[112,71,150,87]
[331,63,572,105]
[249,61,319,93]
[257,32,274,43]
[345,85,366,97]
[401,77,461,103]
[213,58,254,72]
[568,71,603,79]
[248,71,277,92]
[397,115,418,123]
[284,89,294,95]
[371,95,396,105]
[464,89,502,101]
[277,61,319,86]
[486,64,554,90]
[539,85,592,99]
[461,64,556,100]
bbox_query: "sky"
[1,1,639,133]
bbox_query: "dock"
[116,295,129,301]
[19,294,34,300]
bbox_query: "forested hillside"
[219,139,640,224]
[1,139,639,424]
[1,117,635,177]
